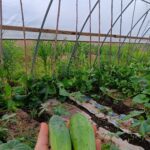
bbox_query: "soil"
[66,98,150,150]
[1,99,149,149]
[97,95,143,115]
[0,109,40,147]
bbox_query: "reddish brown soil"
[0,109,40,142]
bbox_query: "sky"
[2,0,150,41]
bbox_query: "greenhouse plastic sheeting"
[1,0,150,41]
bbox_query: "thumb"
[35,123,49,150]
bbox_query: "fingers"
[35,123,49,150]
[93,124,97,136]
[93,125,101,150]
[66,120,70,128]
[96,139,101,150]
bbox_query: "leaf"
[132,94,149,104]
[131,119,141,128]
[4,83,12,98]
[100,87,109,94]
[53,105,69,116]
[144,103,150,109]
[121,111,143,121]
[0,140,32,150]
[139,121,147,137]
[142,88,150,95]
[111,144,120,150]
[1,113,16,121]
[139,121,150,137]
[14,95,27,101]
[102,143,119,150]
[0,127,8,139]
[59,88,69,97]
[70,91,85,102]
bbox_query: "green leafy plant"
[133,94,149,104]
[2,41,23,81]
[0,127,8,141]
[70,91,85,102]
[53,105,69,116]
[38,42,52,75]
[102,143,119,150]
[0,83,18,111]
[0,140,32,150]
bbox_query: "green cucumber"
[49,115,72,150]
[70,113,96,150]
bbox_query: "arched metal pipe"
[134,11,148,43]
[133,27,150,51]
[129,0,137,43]
[119,9,150,51]
[93,0,134,67]
[118,0,123,64]
[31,0,54,75]
[141,0,150,5]
[67,0,100,72]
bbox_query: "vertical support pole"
[110,0,113,63]
[98,0,101,68]
[53,0,61,74]
[127,0,137,63]
[75,0,79,66]
[129,0,137,43]
[89,0,92,68]
[76,0,78,40]
[20,0,28,75]
[118,0,123,64]
[0,0,3,65]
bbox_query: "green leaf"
[132,94,149,104]
[144,103,150,109]
[142,88,150,95]
[102,143,119,150]
[139,121,150,137]
[121,111,144,121]
[59,88,69,97]
[0,127,8,140]
[4,83,12,98]
[1,113,16,121]
[139,121,147,137]
[70,91,85,102]
[0,140,32,150]
[14,95,27,101]
[53,105,69,116]
[131,119,141,128]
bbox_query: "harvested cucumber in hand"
[49,115,72,150]
[70,113,96,150]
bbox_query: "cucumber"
[49,115,72,150]
[70,113,96,150]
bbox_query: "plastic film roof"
[1,0,150,42]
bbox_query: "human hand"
[35,123,49,150]
[35,122,101,150]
